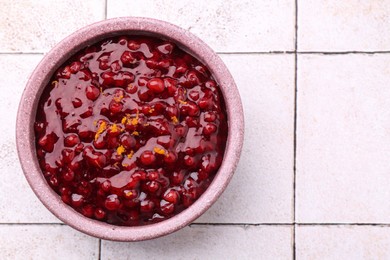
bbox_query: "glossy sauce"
[34,36,228,226]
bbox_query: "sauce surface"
[35,35,228,226]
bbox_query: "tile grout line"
[98,239,102,260]
[0,223,66,225]
[0,52,45,55]
[297,50,390,54]
[104,0,108,19]
[100,1,106,259]
[293,0,298,259]
[190,223,294,226]
[4,222,390,226]
[3,51,390,55]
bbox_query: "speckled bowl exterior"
[16,17,244,241]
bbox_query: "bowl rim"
[16,17,244,241]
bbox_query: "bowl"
[16,17,244,241]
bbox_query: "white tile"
[296,54,390,223]
[0,54,59,223]
[298,1,390,52]
[107,0,295,52]
[0,224,98,260]
[102,225,292,259]
[195,54,295,223]
[296,225,390,260]
[0,0,105,52]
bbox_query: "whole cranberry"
[160,201,175,215]
[64,134,80,147]
[94,208,106,219]
[163,189,180,204]
[38,132,58,152]
[147,78,165,93]
[140,150,156,165]
[120,134,136,149]
[85,85,100,101]
[105,194,121,211]
[140,199,155,213]
[202,123,217,135]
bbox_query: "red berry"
[164,151,177,164]
[187,102,200,117]
[59,66,72,79]
[128,40,140,50]
[163,189,179,204]
[86,151,107,168]
[120,134,136,149]
[49,175,59,187]
[125,84,138,94]
[110,60,122,72]
[147,78,165,93]
[157,43,174,54]
[184,155,196,167]
[189,90,200,101]
[38,133,58,152]
[186,70,201,86]
[146,181,161,194]
[101,180,111,192]
[71,194,84,207]
[140,199,155,213]
[72,98,83,108]
[109,100,123,114]
[171,171,185,185]
[85,85,100,101]
[105,195,121,211]
[160,201,175,215]
[198,97,213,110]
[64,134,80,147]
[128,210,139,220]
[81,204,95,217]
[94,208,106,219]
[204,112,216,122]
[70,61,82,73]
[80,107,93,118]
[61,149,75,163]
[140,150,156,165]
[203,123,217,135]
[107,136,119,149]
[101,71,116,85]
[34,122,46,133]
[121,51,136,66]
[93,138,106,149]
[124,189,138,200]
[147,171,160,181]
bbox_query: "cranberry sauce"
[34,35,228,226]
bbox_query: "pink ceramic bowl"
[16,17,244,241]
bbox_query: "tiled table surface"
[1,0,390,259]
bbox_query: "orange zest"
[110,123,120,133]
[113,94,124,103]
[121,115,128,124]
[116,145,126,155]
[127,150,134,159]
[171,116,179,124]
[131,110,139,126]
[153,146,167,155]
[94,121,107,141]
